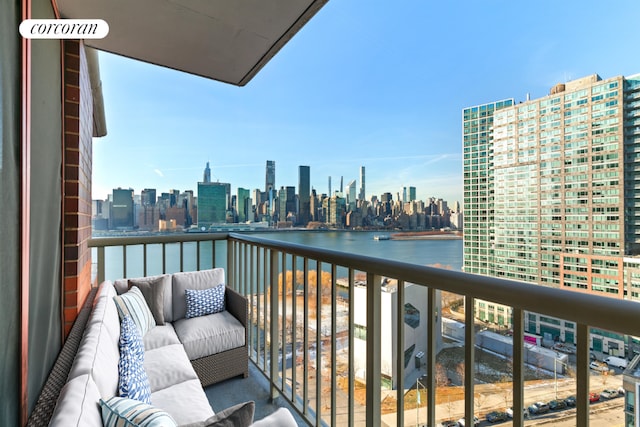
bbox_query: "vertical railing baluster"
[270,249,279,401]
[348,268,355,427]
[330,264,337,427]
[577,323,590,427]
[243,243,248,296]
[303,258,309,418]
[365,272,382,426]
[162,243,166,274]
[396,280,405,427]
[512,307,524,427]
[212,240,216,269]
[196,241,200,271]
[263,248,268,374]
[426,287,436,427]
[281,252,287,393]
[316,262,322,427]
[97,246,105,284]
[256,247,262,368]
[291,255,298,404]
[143,243,147,277]
[464,295,475,427]
[123,245,127,278]
[179,241,184,272]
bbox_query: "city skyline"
[95,160,450,206]
[92,2,640,206]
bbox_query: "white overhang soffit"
[56,0,329,86]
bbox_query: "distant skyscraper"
[409,186,416,202]
[197,182,229,229]
[347,179,356,212]
[141,188,156,206]
[340,176,343,193]
[237,187,250,223]
[298,166,311,225]
[203,161,211,183]
[359,166,366,201]
[265,160,275,193]
[328,176,332,196]
[111,188,134,229]
[401,187,407,204]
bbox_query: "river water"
[100,230,463,281]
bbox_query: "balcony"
[89,233,640,426]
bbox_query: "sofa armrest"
[225,287,248,328]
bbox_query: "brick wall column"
[62,40,93,337]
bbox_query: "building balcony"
[86,232,640,426]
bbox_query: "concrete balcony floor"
[204,362,307,426]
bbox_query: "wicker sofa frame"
[191,286,249,386]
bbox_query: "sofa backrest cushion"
[128,275,170,325]
[172,268,225,321]
[68,281,120,398]
[48,374,103,427]
[115,274,174,323]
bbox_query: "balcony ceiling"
[56,0,328,86]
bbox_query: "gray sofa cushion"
[150,379,215,425]
[144,343,199,392]
[129,275,170,325]
[172,268,225,320]
[173,311,245,360]
[143,324,181,351]
[249,408,297,427]
[179,401,255,427]
[49,374,103,427]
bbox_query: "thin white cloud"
[154,169,164,177]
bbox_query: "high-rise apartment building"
[463,98,514,277]
[463,73,640,343]
[298,166,311,225]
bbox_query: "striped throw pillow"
[100,396,177,427]
[113,286,156,336]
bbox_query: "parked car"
[457,416,479,426]
[506,407,529,419]
[589,392,600,403]
[549,399,567,410]
[486,411,508,423]
[600,389,619,399]
[438,421,459,427]
[564,395,576,407]
[590,361,609,372]
[528,401,550,415]
[618,387,626,396]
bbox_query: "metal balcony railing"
[89,232,640,427]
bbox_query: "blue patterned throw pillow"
[118,316,151,404]
[100,396,177,427]
[185,284,226,318]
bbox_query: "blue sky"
[93,0,640,205]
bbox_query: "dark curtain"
[27,0,63,415]
[0,0,23,425]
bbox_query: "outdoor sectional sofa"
[47,268,296,427]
